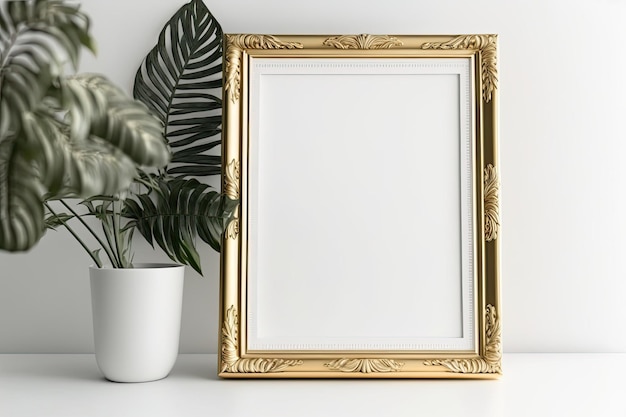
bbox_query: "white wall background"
[1,0,625,354]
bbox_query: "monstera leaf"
[0,0,170,252]
[133,0,222,178]
[124,178,238,274]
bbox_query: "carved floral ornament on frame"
[220,34,500,378]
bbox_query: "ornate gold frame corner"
[220,34,500,379]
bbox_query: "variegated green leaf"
[0,0,170,252]
[44,212,74,230]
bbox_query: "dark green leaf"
[133,0,223,178]
[167,166,221,176]
[123,178,237,275]
[175,80,222,90]
[168,140,220,157]
[170,154,221,165]
[168,130,221,147]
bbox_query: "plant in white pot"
[0,0,234,382]
[84,0,233,383]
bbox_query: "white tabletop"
[1,354,624,417]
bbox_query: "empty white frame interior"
[246,57,475,351]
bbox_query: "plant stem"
[59,199,117,267]
[112,200,125,267]
[44,202,102,268]
[99,202,121,268]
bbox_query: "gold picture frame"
[220,34,500,378]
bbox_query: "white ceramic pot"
[89,263,185,383]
